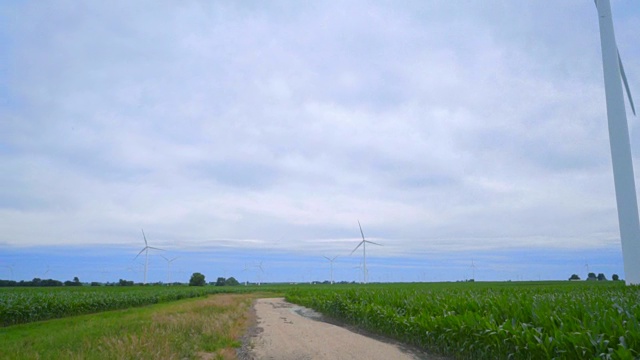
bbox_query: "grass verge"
[0,293,257,360]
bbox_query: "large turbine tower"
[134,229,164,284]
[595,0,640,284]
[323,255,339,284]
[160,255,178,285]
[350,221,381,284]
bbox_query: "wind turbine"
[595,0,640,284]
[323,255,339,284]
[584,261,590,276]
[350,221,382,284]
[242,263,250,285]
[470,260,477,281]
[255,261,264,286]
[353,262,364,283]
[134,229,164,284]
[160,255,179,285]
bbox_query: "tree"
[612,274,620,281]
[225,277,240,286]
[118,279,134,286]
[569,274,581,281]
[63,277,82,286]
[215,277,226,286]
[597,273,607,281]
[189,272,206,286]
[587,272,597,281]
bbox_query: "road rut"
[247,297,440,360]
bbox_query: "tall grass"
[0,293,257,360]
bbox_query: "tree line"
[0,277,82,287]
[568,273,620,281]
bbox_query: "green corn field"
[3,281,639,359]
[0,285,262,326]
[286,282,640,359]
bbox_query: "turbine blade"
[350,241,363,255]
[141,229,148,246]
[357,220,366,241]
[160,255,169,261]
[148,246,164,251]
[365,240,383,246]
[618,50,636,116]
[323,256,331,261]
[134,248,146,260]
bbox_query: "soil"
[241,297,446,360]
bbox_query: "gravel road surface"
[246,297,441,360]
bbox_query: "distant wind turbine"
[323,255,339,284]
[242,263,250,286]
[256,261,264,286]
[470,260,477,281]
[160,255,179,285]
[350,221,382,284]
[134,229,164,284]
[595,0,640,284]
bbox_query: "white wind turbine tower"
[242,264,250,286]
[584,261,590,276]
[134,229,164,285]
[160,255,179,285]
[595,0,640,284]
[350,221,382,284]
[470,260,477,281]
[323,255,339,284]
[255,261,264,286]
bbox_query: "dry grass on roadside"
[94,294,253,360]
[2,293,257,360]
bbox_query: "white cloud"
[0,0,638,265]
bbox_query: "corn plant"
[286,282,640,359]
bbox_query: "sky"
[1,1,639,284]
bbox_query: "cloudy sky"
[1,1,639,284]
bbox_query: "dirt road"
[246,298,439,360]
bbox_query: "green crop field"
[286,281,640,359]
[0,285,280,327]
[3,281,639,359]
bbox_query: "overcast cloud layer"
[1,1,640,281]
